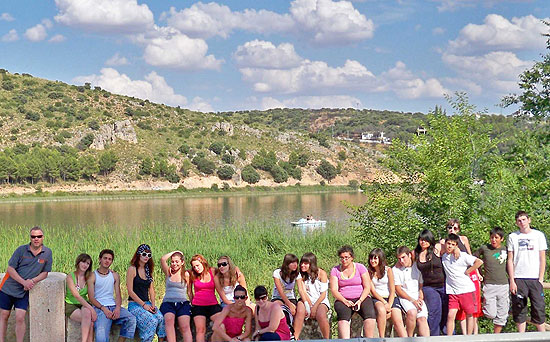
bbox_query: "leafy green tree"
[251,149,277,172]
[140,157,153,175]
[241,165,260,184]
[60,156,81,181]
[221,153,235,164]
[217,165,235,180]
[79,155,99,179]
[270,165,288,183]
[316,160,337,182]
[99,150,118,175]
[178,143,191,155]
[289,151,309,167]
[195,158,216,175]
[0,154,16,183]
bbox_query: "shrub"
[88,120,100,131]
[137,121,152,130]
[98,150,118,175]
[241,165,260,184]
[209,141,224,155]
[77,133,95,151]
[222,182,230,190]
[270,165,288,183]
[195,158,216,175]
[221,153,235,164]
[210,183,219,191]
[217,165,234,180]
[178,144,190,155]
[251,149,277,172]
[316,159,337,182]
[25,112,40,121]
[348,180,359,189]
[338,150,347,161]
[140,157,153,175]
[289,151,309,167]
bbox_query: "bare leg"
[363,318,375,338]
[516,321,526,332]
[447,309,458,336]
[417,317,430,336]
[465,315,474,335]
[69,307,93,342]
[194,316,207,342]
[164,313,176,342]
[405,310,417,337]
[316,305,330,339]
[459,318,466,334]
[374,301,386,337]
[177,315,192,342]
[14,309,26,342]
[391,308,406,338]
[0,310,11,342]
[211,323,226,342]
[473,316,479,334]
[337,320,350,339]
[494,324,503,333]
[293,301,306,340]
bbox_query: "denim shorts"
[160,301,191,317]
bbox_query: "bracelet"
[142,303,146,308]
[100,305,104,310]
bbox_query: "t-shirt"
[441,251,477,295]
[507,229,548,279]
[392,263,422,300]
[330,262,368,299]
[272,268,296,300]
[0,244,53,298]
[474,244,507,285]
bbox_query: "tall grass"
[0,221,365,304]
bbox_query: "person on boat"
[367,248,402,338]
[188,254,222,342]
[65,253,96,342]
[127,244,166,342]
[159,251,192,342]
[293,252,330,339]
[214,255,249,308]
[330,245,376,338]
[252,286,291,341]
[211,285,253,342]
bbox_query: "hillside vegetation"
[0,69,523,194]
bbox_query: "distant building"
[360,131,391,145]
[416,127,427,135]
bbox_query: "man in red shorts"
[441,234,483,335]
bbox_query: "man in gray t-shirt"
[0,226,52,342]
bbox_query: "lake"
[0,192,366,229]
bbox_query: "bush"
[178,144,191,155]
[25,112,40,121]
[222,182,230,190]
[221,153,235,164]
[99,150,118,175]
[241,165,260,184]
[251,149,277,172]
[77,134,95,151]
[217,165,235,180]
[338,150,347,161]
[316,159,337,182]
[348,180,359,189]
[88,120,100,131]
[195,158,216,175]
[270,165,288,183]
[289,151,309,167]
[210,183,219,191]
[140,157,153,175]
[209,141,224,155]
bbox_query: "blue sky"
[1,0,548,114]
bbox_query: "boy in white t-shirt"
[441,234,483,335]
[507,210,548,332]
[392,246,430,337]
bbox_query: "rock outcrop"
[91,120,137,150]
[211,122,234,136]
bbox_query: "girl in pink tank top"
[211,285,253,341]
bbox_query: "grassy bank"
[0,221,362,304]
[0,184,360,203]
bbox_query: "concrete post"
[29,272,66,342]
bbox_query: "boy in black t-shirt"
[474,227,508,333]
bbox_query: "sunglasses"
[140,252,152,258]
[256,295,268,301]
[31,235,43,239]
[234,295,247,300]
[217,262,228,267]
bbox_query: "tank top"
[65,272,88,305]
[298,273,330,308]
[371,266,390,298]
[94,270,116,307]
[129,270,151,302]
[457,238,468,253]
[257,307,291,340]
[192,269,218,306]
[417,251,445,288]
[163,276,188,303]
[223,316,246,338]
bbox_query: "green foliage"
[98,150,118,175]
[24,111,40,121]
[178,143,191,156]
[338,150,347,161]
[270,165,288,183]
[316,159,337,182]
[348,180,359,189]
[210,183,219,191]
[217,165,235,180]
[289,151,309,167]
[241,165,260,184]
[194,157,216,175]
[279,161,301,180]
[77,133,95,151]
[209,141,225,155]
[79,155,99,179]
[238,149,246,160]
[251,149,277,172]
[140,157,153,175]
[221,153,235,164]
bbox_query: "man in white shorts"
[393,246,430,337]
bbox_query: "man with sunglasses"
[0,226,52,342]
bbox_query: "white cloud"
[105,53,129,66]
[143,33,223,70]
[448,14,548,54]
[0,13,15,22]
[261,95,362,110]
[1,29,19,42]
[432,27,445,35]
[233,40,303,69]
[381,61,449,99]
[188,97,214,113]
[442,51,533,93]
[165,0,374,45]
[54,0,154,34]
[25,23,48,42]
[49,34,66,43]
[73,68,188,107]
[433,0,533,12]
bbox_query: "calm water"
[0,192,366,229]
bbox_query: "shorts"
[0,291,29,311]
[398,297,428,318]
[272,298,298,306]
[372,297,401,310]
[482,283,509,326]
[449,292,476,315]
[191,304,222,318]
[334,297,376,321]
[65,303,82,317]
[511,278,546,325]
[456,273,482,320]
[160,301,191,317]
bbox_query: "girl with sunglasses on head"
[65,253,96,342]
[127,244,166,342]
[252,286,291,341]
[159,251,192,342]
[211,285,253,342]
[188,254,222,342]
[214,256,248,307]
[293,252,330,340]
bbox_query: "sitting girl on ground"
[65,253,96,342]
[211,285,253,342]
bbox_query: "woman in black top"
[414,229,447,336]
[127,244,166,342]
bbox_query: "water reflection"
[0,192,365,229]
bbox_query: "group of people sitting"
[0,210,546,342]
